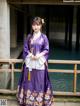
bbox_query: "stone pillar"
[0,0,10,88]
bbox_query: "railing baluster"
[73,64,77,94]
[11,62,14,90]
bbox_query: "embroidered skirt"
[16,64,54,106]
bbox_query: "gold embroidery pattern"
[17,89,54,106]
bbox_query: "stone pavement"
[0,96,80,106]
[7,100,80,106]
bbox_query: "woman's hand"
[31,54,40,60]
[31,53,44,60]
[31,54,37,60]
[35,54,40,59]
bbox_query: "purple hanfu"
[17,33,54,106]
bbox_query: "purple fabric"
[17,33,54,106]
[18,64,52,92]
[23,33,49,61]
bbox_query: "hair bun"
[42,19,45,24]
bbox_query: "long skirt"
[16,63,54,106]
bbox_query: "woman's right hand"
[31,54,36,60]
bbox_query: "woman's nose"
[35,25,37,28]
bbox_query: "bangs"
[32,20,42,25]
[32,21,41,25]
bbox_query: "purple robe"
[17,33,54,106]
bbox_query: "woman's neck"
[33,31,41,37]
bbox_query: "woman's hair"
[32,17,45,26]
[30,16,45,35]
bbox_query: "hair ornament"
[42,19,45,24]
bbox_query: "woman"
[16,17,54,106]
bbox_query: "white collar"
[33,31,41,40]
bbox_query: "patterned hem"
[17,88,54,106]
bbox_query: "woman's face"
[32,24,42,33]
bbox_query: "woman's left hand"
[34,54,40,60]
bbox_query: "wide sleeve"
[42,35,49,61]
[23,34,31,60]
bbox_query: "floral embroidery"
[36,96,43,102]
[26,89,31,98]
[30,95,35,101]
[17,88,54,106]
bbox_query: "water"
[9,42,80,92]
